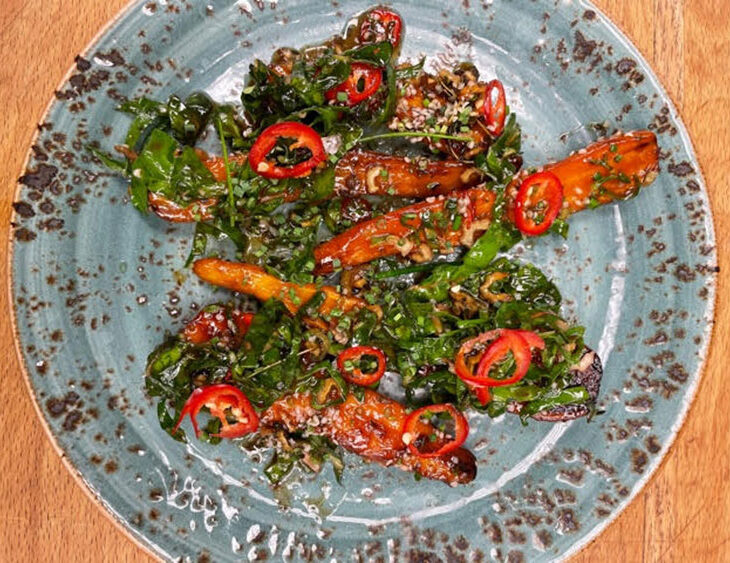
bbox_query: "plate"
[10,1,717,560]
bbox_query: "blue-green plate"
[10,1,717,560]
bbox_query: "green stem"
[216,117,236,227]
[358,131,473,144]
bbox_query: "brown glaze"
[334,149,483,197]
[262,390,476,485]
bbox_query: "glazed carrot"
[393,70,492,159]
[334,149,483,197]
[261,390,476,484]
[193,258,379,317]
[314,131,659,272]
[509,130,659,215]
[147,191,217,222]
[314,188,496,274]
[196,150,248,183]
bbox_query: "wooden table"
[1,1,727,561]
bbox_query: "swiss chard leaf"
[129,129,177,212]
[167,92,214,145]
[119,97,166,150]
[129,129,221,212]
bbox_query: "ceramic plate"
[10,1,717,560]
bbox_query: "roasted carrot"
[262,390,476,484]
[392,69,492,159]
[196,150,248,183]
[509,130,659,216]
[334,149,483,197]
[314,131,659,272]
[193,258,379,318]
[314,187,496,274]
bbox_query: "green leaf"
[171,146,219,197]
[167,92,214,145]
[237,300,289,369]
[128,128,222,213]
[412,221,522,301]
[303,166,336,202]
[129,129,177,212]
[86,145,127,175]
[214,104,246,148]
[519,386,591,420]
[118,97,166,150]
[395,57,426,80]
[346,41,394,66]
[476,113,522,183]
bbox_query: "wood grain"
[0,1,727,561]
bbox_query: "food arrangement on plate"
[93,5,660,487]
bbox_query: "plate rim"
[6,0,718,561]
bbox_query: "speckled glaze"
[9,1,716,561]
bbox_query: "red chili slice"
[473,331,532,387]
[326,63,383,106]
[336,345,387,386]
[173,384,259,439]
[474,386,491,406]
[454,329,502,383]
[483,79,506,137]
[514,171,564,236]
[359,7,403,50]
[455,329,545,389]
[403,404,469,458]
[514,329,546,352]
[248,122,326,179]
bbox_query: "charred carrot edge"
[334,149,483,197]
[314,131,659,272]
[193,258,380,317]
[147,192,217,223]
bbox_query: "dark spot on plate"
[95,48,126,66]
[668,161,694,177]
[62,410,83,431]
[556,508,580,534]
[667,363,689,383]
[19,163,58,189]
[674,264,696,282]
[645,435,662,454]
[74,55,91,71]
[572,31,596,62]
[615,57,636,75]
[46,398,67,417]
[625,395,653,413]
[631,448,648,473]
[12,201,35,218]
